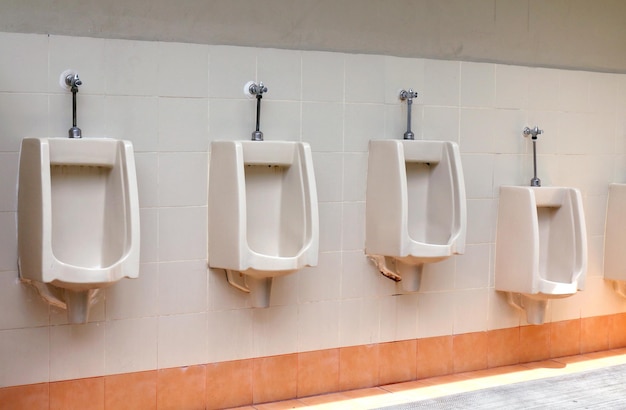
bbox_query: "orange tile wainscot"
[2,313,626,409]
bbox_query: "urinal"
[208,140,319,307]
[604,183,626,297]
[495,186,587,324]
[18,137,140,324]
[365,139,467,292]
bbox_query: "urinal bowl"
[18,137,140,323]
[208,140,319,307]
[495,186,587,324]
[365,139,466,292]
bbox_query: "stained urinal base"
[610,280,626,299]
[368,255,424,292]
[23,279,101,324]
[225,270,273,308]
[506,292,548,325]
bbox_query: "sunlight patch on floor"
[247,348,626,410]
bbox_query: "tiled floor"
[241,348,626,409]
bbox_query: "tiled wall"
[1,30,626,391]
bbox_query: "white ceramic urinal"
[18,137,140,323]
[208,140,319,307]
[495,186,587,324]
[365,140,467,292]
[604,183,626,297]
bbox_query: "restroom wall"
[2,1,626,73]
[0,31,626,392]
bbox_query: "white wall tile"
[454,289,489,334]
[105,96,159,152]
[493,154,526,195]
[298,300,340,351]
[495,64,529,109]
[158,312,208,368]
[302,51,344,102]
[558,69,590,113]
[423,60,460,107]
[342,202,365,251]
[318,202,342,252]
[302,102,343,152]
[493,109,527,154]
[262,100,301,142]
[419,258,455,292]
[157,97,209,152]
[139,209,158,263]
[466,199,496,244]
[158,206,207,262]
[208,99,252,140]
[105,263,158,320]
[339,297,380,346]
[417,292,455,338]
[379,294,419,343]
[270,272,299,307]
[342,152,367,201]
[0,327,49,387]
[0,153,18,212]
[298,251,342,303]
[461,154,494,199]
[584,195,608,237]
[158,152,207,207]
[460,62,495,108]
[312,152,343,202]
[345,54,385,103]
[134,153,159,208]
[0,33,48,93]
[105,317,158,374]
[455,244,490,290]
[252,305,298,357]
[460,108,494,153]
[157,260,209,315]
[0,94,48,151]
[344,103,386,152]
[104,39,158,96]
[50,323,105,381]
[207,308,254,362]
[528,68,560,111]
[158,42,209,98]
[422,106,459,143]
[0,271,49,330]
[0,212,17,272]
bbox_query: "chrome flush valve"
[245,81,268,141]
[523,126,543,140]
[523,126,544,187]
[399,88,419,140]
